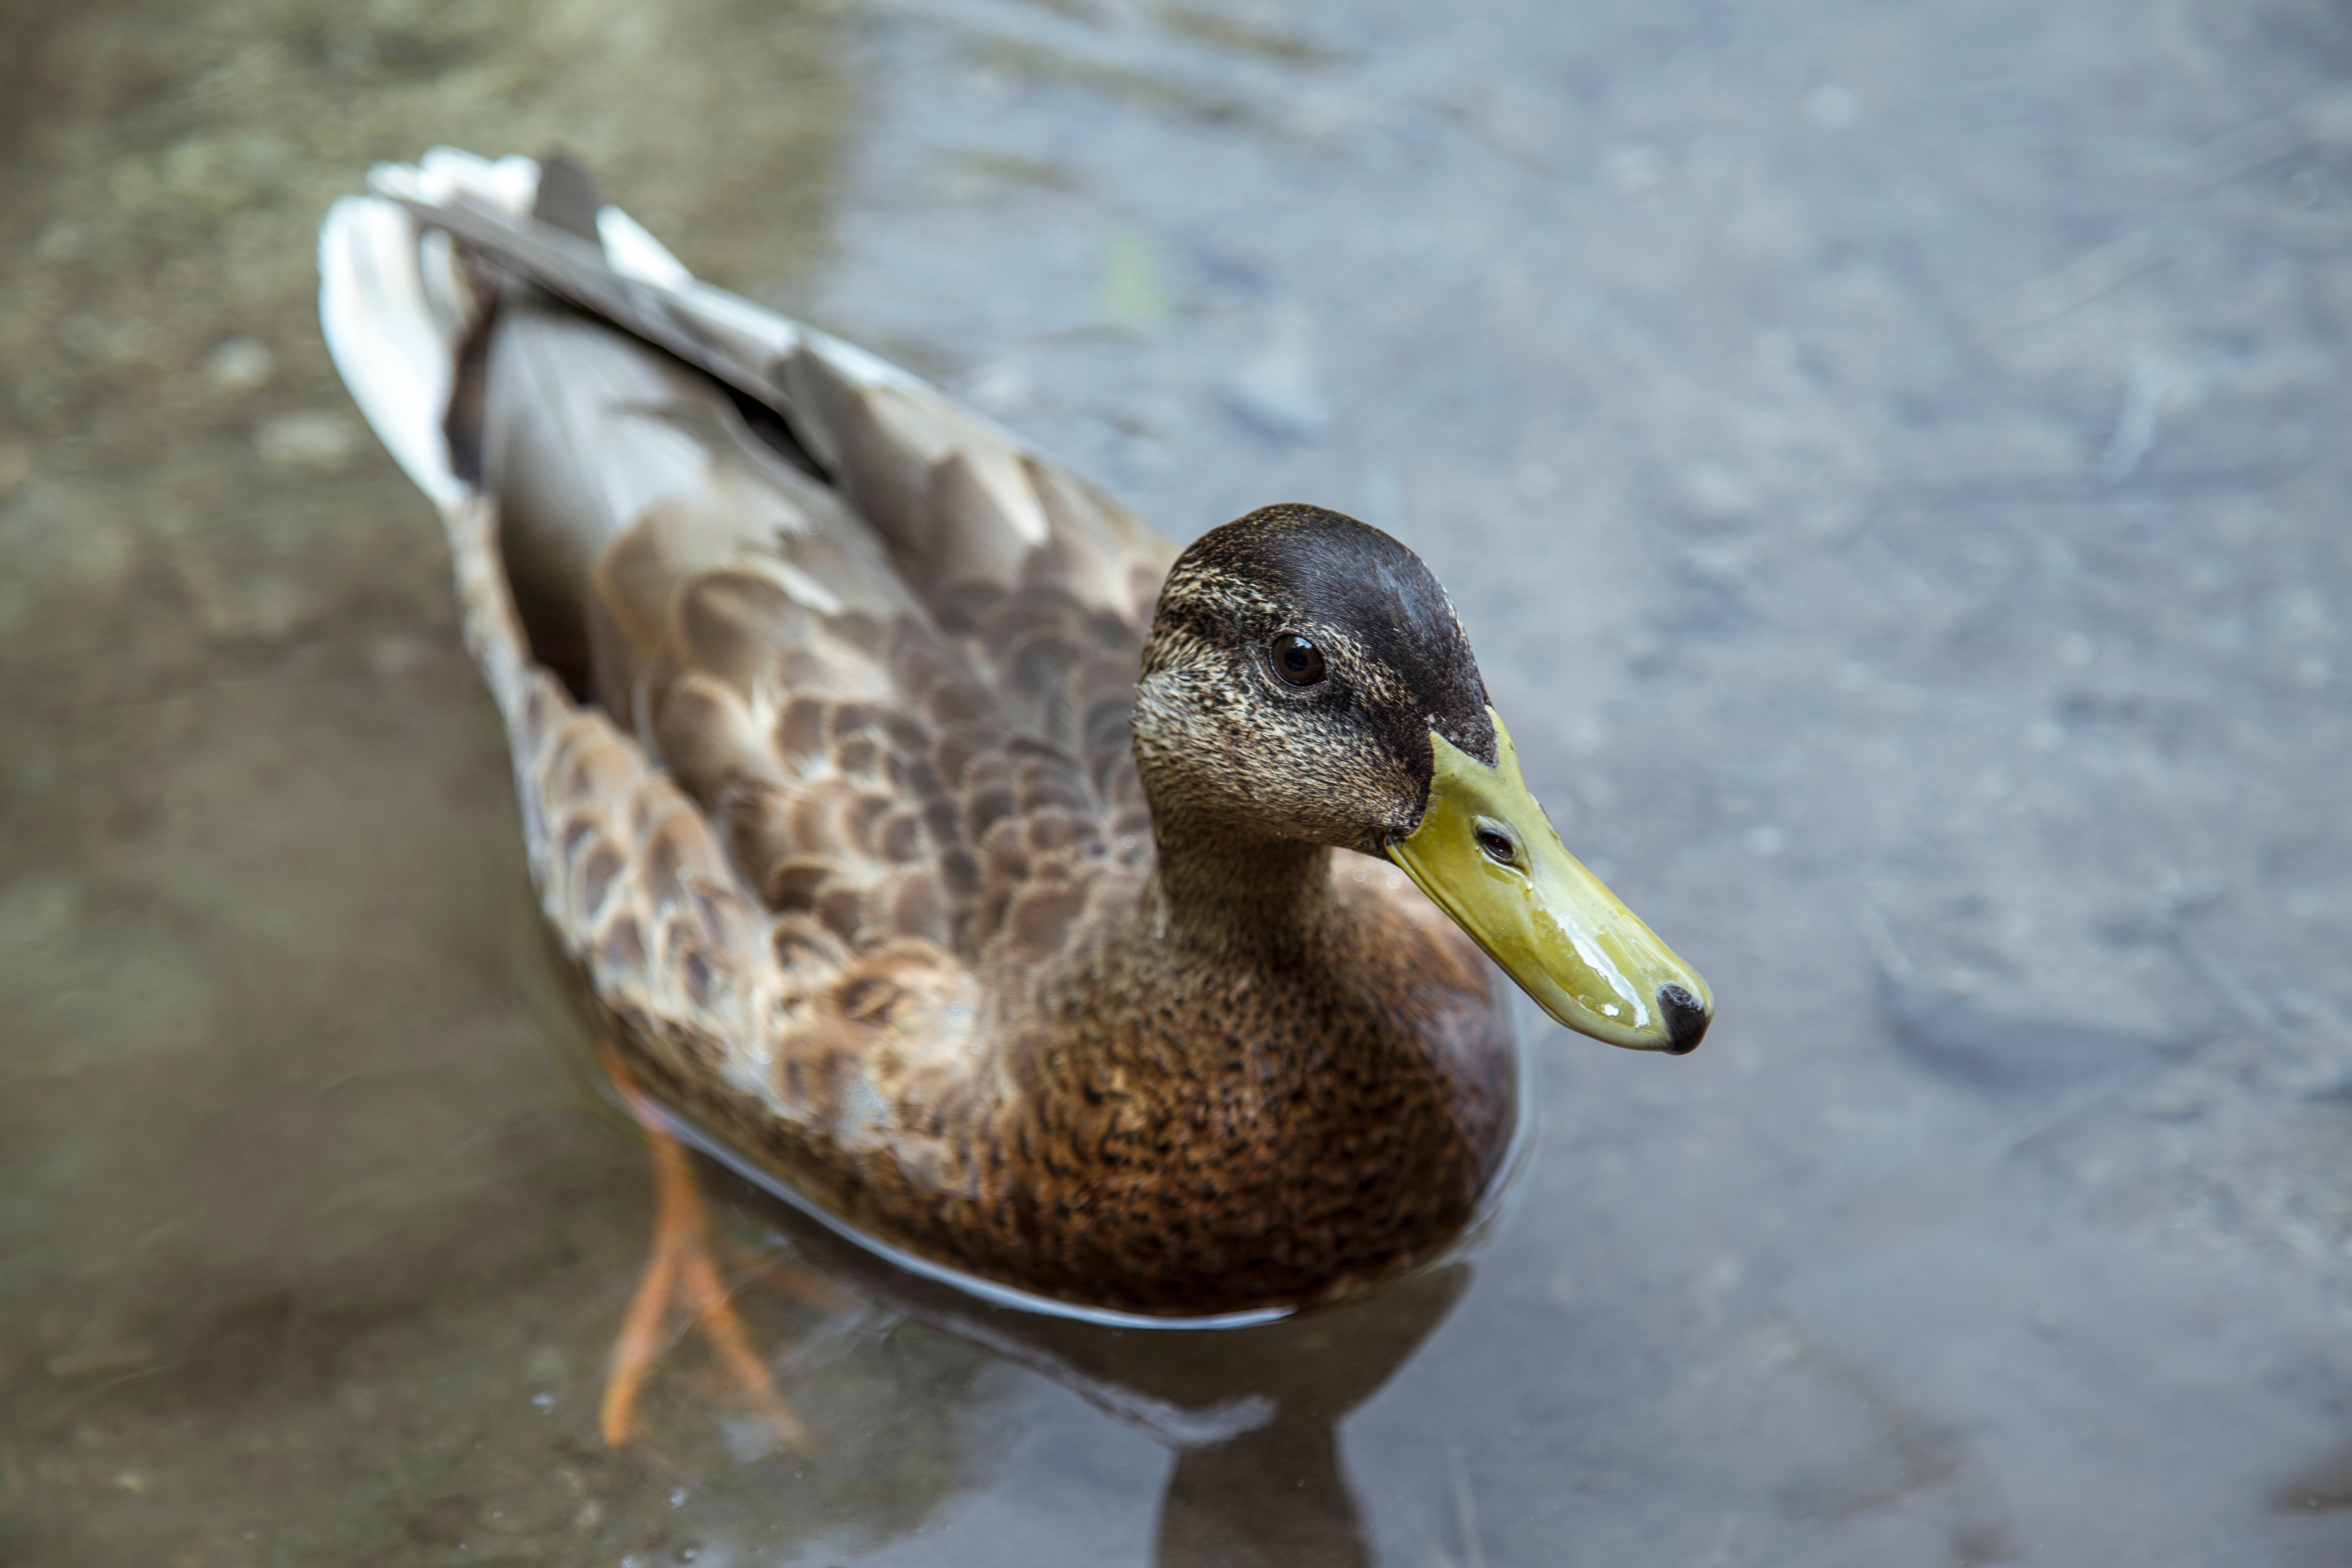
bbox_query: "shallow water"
[8,0,2352,1562]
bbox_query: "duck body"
[321,150,1698,1318]
[668,849,1511,1313]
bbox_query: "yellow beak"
[1389,711,1712,1054]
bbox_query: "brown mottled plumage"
[321,152,1516,1316]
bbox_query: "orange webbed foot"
[598,1044,812,1453]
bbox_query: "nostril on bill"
[1657,983,1709,1055]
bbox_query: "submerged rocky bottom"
[8,0,2352,1562]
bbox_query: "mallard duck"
[317,150,1709,1338]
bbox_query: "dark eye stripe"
[1271,632,1326,687]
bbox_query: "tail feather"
[596,205,693,289]
[370,146,542,217]
[317,195,472,508]
[320,147,558,506]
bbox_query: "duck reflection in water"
[657,1102,1468,1568]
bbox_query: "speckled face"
[1133,503,1498,856]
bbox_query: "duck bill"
[1389,712,1712,1054]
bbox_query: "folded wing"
[321,149,1176,1216]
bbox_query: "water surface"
[7,0,2352,1563]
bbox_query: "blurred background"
[6,0,2352,1562]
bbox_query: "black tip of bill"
[1657,983,1709,1055]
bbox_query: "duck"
[317,147,1709,1432]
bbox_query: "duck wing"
[320,150,1172,1221]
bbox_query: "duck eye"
[1270,633,1326,687]
[1475,827,1516,865]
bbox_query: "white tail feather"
[322,150,735,513]
[318,195,468,508]
[597,205,693,288]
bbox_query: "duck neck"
[1139,812,1338,959]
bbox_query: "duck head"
[1133,503,1710,1054]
